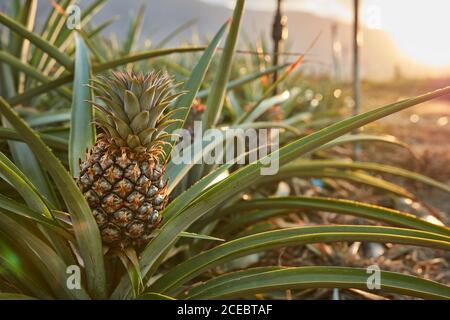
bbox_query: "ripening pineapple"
[77,71,182,250]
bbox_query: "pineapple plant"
[184,98,205,139]
[0,0,450,301]
[77,71,181,249]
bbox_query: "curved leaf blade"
[220,197,450,236]
[0,11,73,71]
[115,83,450,298]
[0,127,68,150]
[8,47,206,106]
[164,20,229,159]
[0,97,106,299]
[0,213,89,299]
[202,0,245,130]
[283,160,450,194]
[186,266,450,300]
[152,225,450,293]
[69,34,95,177]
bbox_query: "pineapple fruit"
[77,71,182,249]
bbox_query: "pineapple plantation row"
[0,0,449,300]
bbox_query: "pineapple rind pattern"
[76,71,179,249]
[77,138,168,249]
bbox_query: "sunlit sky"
[203,0,450,68]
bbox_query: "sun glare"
[369,0,450,67]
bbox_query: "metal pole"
[353,0,361,157]
[353,0,360,116]
[272,0,287,95]
[331,23,341,81]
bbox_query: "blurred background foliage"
[0,0,449,300]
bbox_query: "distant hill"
[27,0,449,80]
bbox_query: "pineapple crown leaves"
[88,70,185,158]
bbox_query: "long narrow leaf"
[0,97,106,299]
[0,12,73,71]
[113,82,450,298]
[186,266,450,299]
[0,234,54,299]
[152,225,450,293]
[0,51,71,100]
[0,152,51,217]
[0,127,68,150]
[202,0,245,130]
[263,169,414,198]
[319,133,415,157]
[69,34,95,177]
[219,197,450,236]
[0,293,37,300]
[284,160,450,193]
[155,19,197,48]
[196,64,289,99]
[122,4,145,55]
[164,20,229,160]
[0,194,69,238]
[0,213,89,299]
[7,47,206,106]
